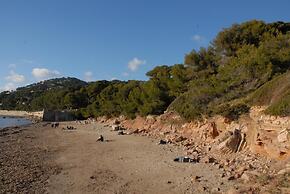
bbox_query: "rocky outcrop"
[277,129,289,143]
[98,107,289,161]
[97,107,290,193]
[217,129,247,154]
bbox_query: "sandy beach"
[0,121,236,194]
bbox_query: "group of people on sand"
[50,122,77,130]
[75,118,95,125]
[51,122,59,128]
[65,126,76,130]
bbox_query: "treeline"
[29,64,194,118]
[1,20,290,120]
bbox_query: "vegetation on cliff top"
[0,20,289,120]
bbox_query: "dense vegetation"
[1,20,289,120]
[171,20,290,120]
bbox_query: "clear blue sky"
[0,0,289,91]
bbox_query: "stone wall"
[42,110,75,122]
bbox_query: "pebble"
[240,173,250,182]
[211,187,220,192]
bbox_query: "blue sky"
[0,0,289,91]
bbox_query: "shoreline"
[0,117,34,129]
[0,110,43,121]
[1,115,27,119]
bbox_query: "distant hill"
[0,77,87,110]
[17,77,88,92]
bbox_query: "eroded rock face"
[210,122,219,139]
[100,106,290,161]
[217,129,247,154]
[96,107,290,193]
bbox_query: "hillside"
[0,77,87,110]
[249,71,290,116]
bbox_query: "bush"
[214,103,250,120]
[265,92,290,116]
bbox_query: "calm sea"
[0,117,32,128]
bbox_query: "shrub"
[215,103,250,120]
[265,92,290,116]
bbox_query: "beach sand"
[0,121,235,194]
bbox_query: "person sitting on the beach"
[97,135,104,142]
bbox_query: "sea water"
[0,117,32,128]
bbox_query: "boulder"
[112,125,120,131]
[118,131,125,135]
[174,136,187,143]
[193,175,202,182]
[277,167,290,175]
[158,139,167,145]
[277,129,289,143]
[217,129,246,154]
[131,128,139,134]
[210,122,219,138]
[201,156,216,164]
[113,119,120,125]
[207,157,216,163]
[211,187,220,193]
[240,172,250,182]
